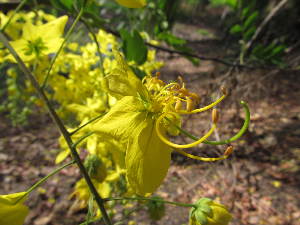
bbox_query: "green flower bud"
[146,196,165,221]
[189,198,232,225]
[84,155,107,182]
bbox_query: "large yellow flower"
[93,50,230,195]
[0,192,29,225]
[9,16,68,62]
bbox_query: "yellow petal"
[126,118,172,195]
[0,192,29,225]
[115,0,146,8]
[105,50,148,99]
[55,148,70,164]
[207,202,232,225]
[37,16,68,40]
[92,96,146,146]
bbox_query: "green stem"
[1,0,28,32]
[0,31,112,225]
[72,131,94,148]
[26,160,75,194]
[168,101,250,145]
[70,113,106,136]
[104,197,196,208]
[41,7,84,89]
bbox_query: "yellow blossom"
[0,192,29,225]
[9,16,68,62]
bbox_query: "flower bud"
[84,155,107,182]
[189,198,232,225]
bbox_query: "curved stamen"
[166,101,250,145]
[173,146,233,162]
[155,112,216,149]
[177,94,226,115]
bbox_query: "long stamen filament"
[156,112,216,149]
[173,148,229,162]
[177,94,226,115]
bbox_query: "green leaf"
[60,0,73,10]
[241,7,250,20]
[230,24,242,34]
[157,32,186,46]
[243,11,258,32]
[120,29,148,65]
[243,26,256,41]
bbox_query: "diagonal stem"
[0,31,112,225]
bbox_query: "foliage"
[229,0,286,65]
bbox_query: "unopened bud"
[212,109,219,123]
[221,86,228,95]
[224,146,233,156]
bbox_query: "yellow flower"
[189,198,232,225]
[115,0,146,8]
[9,16,68,62]
[0,192,29,225]
[93,50,230,195]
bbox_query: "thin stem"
[1,0,28,32]
[26,160,75,194]
[104,197,196,208]
[0,31,112,225]
[81,19,105,76]
[70,113,106,136]
[41,7,84,89]
[72,131,94,148]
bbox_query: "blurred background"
[0,0,300,224]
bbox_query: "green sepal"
[195,209,208,225]
[199,204,213,217]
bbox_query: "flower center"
[23,37,48,57]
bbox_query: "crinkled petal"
[126,118,172,195]
[104,50,148,99]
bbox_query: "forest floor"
[1,9,300,225]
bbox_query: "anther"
[189,92,201,104]
[212,109,219,123]
[175,99,183,111]
[156,71,161,77]
[221,86,228,96]
[179,88,189,96]
[224,146,233,156]
[186,97,194,112]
